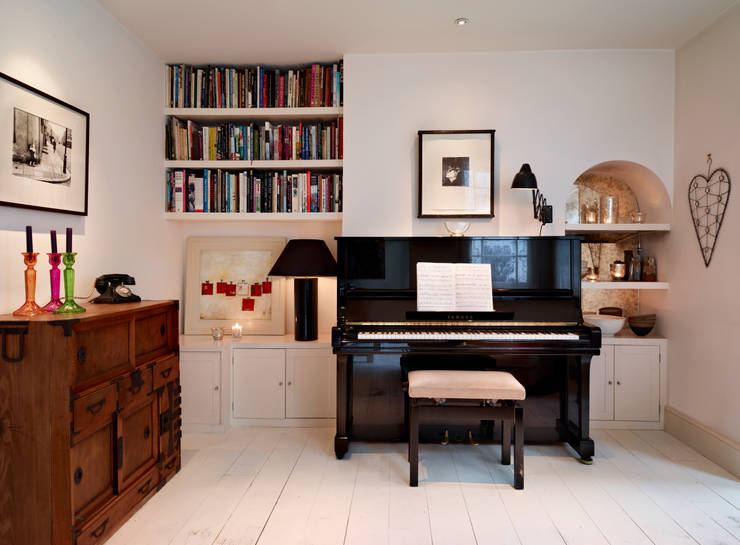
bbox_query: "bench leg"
[409,400,419,487]
[514,406,524,490]
[501,419,511,465]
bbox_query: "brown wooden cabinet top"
[0,300,179,324]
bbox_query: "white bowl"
[584,314,626,337]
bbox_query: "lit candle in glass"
[232,323,242,338]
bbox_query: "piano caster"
[467,430,479,446]
[578,457,594,465]
[441,429,449,446]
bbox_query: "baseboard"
[664,405,740,478]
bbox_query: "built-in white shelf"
[566,223,671,242]
[165,159,342,170]
[165,212,341,222]
[582,281,669,290]
[166,107,342,121]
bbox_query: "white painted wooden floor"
[107,428,740,545]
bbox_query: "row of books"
[165,62,343,109]
[166,118,343,161]
[166,169,342,214]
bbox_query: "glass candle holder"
[13,252,45,317]
[642,256,657,282]
[43,252,63,312]
[600,196,619,224]
[581,201,599,224]
[211,327,224,341]
[54,252,86,314]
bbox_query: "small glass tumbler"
[643,256,657,282]
[600,196,619,224]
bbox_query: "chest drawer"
[73,318,132,387]
[117,367,153,410]
[135,310,173,364]
[72,384,117,439]
[153,354,179,391]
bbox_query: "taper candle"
[66,227,72,253]
[50,230,57,254]
[26,226,33,253]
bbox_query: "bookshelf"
[164,63,343,220]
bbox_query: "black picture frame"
[418,129,495,218]
[1,72,89,216]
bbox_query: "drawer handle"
[160,367,172,379]
[91,518,109,539]
[86,399,106,415]
[144,426,150,439]
[138,478,152,495]
[164,458,176,470]
[128,369,144,395]
[160,325,166,336]
[77,347,86,364]
[73,467,83,485]
[129,384,142,395]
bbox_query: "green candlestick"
[54,252,86,314]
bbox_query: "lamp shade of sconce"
[511,163,538,190]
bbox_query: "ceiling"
[96,0,737,65]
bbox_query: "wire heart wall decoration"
[688,154,731,267]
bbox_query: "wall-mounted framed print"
[418,129,495,218]
[184,236,287,335]
[1,72,89,215]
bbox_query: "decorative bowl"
[628,314,656,336]
[584,314,626,337]
[598,306,623,316]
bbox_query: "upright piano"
[332,236,601,461]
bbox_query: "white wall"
[651,3,740,444]
[0,0,181,313]
[343,50,675,237]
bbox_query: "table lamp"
[268,239,337,341]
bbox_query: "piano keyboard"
[357,331,580,341]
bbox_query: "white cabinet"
[180,350,222,426]
[233,349,286,419]
[590,339,665,428]
[232,346,335,422]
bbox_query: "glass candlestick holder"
[54,252,86,314]
[13,252,45,316]
[43,252,63,312]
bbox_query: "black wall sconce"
[511,163,553,228]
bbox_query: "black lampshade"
[511,163,538,190]
[268,239,337,277]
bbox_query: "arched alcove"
[566,160,672,224]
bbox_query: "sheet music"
[416,263,456,311]
[416,262,493,312]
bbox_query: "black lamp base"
[294,277,318,341]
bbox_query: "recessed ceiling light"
[455,17,470,26]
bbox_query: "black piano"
[332,236,601,462]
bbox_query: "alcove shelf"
[165,106,342,121]
[165,159,342,170]
[164,212,342,222]
[582,281,669,290]
[565,223,670,243]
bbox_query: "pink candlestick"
[43,252,63,312]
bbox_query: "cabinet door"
[180,351,221,425]
[589,345,614,421]
[118,397,157,491]
[614,345,660,422]
[286,349,335,418]
[233,349,285,419]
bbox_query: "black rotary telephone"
[92,274,141,304]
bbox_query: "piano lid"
[336,236,584,324]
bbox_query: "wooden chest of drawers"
[0,301,180,545]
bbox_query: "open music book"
[416,262,493,312]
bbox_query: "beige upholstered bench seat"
[408,370,526,401]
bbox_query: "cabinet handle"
[287,381,292,386]
[144,426,150,439]
[86,399,106,415]
[607,380,613,385]
[160,325,166,336]
[77,346,86,364]
[278,381,283,386]
[164,458,177,470]
[160,367,172,379]
[214,386,219,391]
[616,381,622,385]
[90,518,109,539]
[137,478,152,495]
[73,467,83,485]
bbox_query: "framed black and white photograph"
[418,129,494,218]
[1,72,89,215]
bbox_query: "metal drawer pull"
[77,347,86,364]
[86,399,106,415]
[91,518,109,539]
[144,426,150,439]
[164,458,176,470]
[160,325,166,336]
[138,478,152,494]
[73,467,83,485]
[160,367,172,379]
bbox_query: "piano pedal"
[441,429,449,446]
[467,430,479,446]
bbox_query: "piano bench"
[407,370,525,489]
